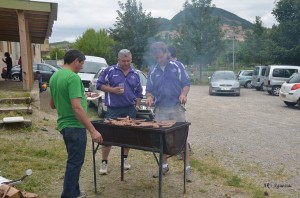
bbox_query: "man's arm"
[179,86,190,104]
[100,84,123,95]
[71,98,103,143]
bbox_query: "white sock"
[162,163,168,168]
[186,166,190,170]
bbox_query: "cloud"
[35,0,277,42]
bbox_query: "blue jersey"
[96,64,143,108]
[146,60,190,107]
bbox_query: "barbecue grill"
[91,120,190,198]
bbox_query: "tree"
[270,0,300,64]
[50,47,64,60]
[178,0,223,65]
[237,17,276,66]
[110,0,158,68]
[74,28,116,64]
[177,0,224,81]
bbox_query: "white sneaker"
[99,161,108,175]
[123,158,131,170]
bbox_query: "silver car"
[209,70,240,96]
[88,68,152,118]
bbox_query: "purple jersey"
[146,60,190,107]
[97,64,143,108]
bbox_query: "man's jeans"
[61,128,87,198]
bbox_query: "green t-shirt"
[49,68,87,131]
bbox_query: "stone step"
[0,119,32,127]
[0,106,32,114]
[0,97,32,104]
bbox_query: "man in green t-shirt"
[49,50,103,198]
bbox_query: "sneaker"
[77,191,87,198]
[185,168,192,182]
[123,158,131,170]
[152,166,169,178]
[99,161,108,175]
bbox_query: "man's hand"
[110,86,124,95]
[179,94,187,104]
[145,94,153,107]
[90,130,103,144]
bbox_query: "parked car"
[263,65,300,96]
[279,73,300,107]
[237,70,253,88]
[251,66,267,91]
[2,63,60,82]
[208,70,240,96]
[78,55,108,92]
[88,68,152,118]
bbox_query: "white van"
[251,65,267,91]
[263,65,300,96]
[78,55,108,91]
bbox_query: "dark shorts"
[106,106,136,119]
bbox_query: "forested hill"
[155,7,253,31]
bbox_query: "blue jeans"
[61,128,87,198]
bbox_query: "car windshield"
[287,73,300,83]
[80,61,107,74]
[212,72,236,81]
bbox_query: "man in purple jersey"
[96,49,143,175]
[146,42,192,182]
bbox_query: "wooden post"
[17,10,33,91]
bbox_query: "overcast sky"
[36,0,278,43]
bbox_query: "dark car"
[2,63,60,82]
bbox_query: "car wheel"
[12,74,19,81]
[271,86,281,96]
[267,90,272,95]
[244,81,252,88]
[255,87,261,91]
[297,98,300,109]
[284,101,296,106]
[97,98,105,118]
[260,83,264,91]
[209,88,213,95]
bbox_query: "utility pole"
[232,35,235,71]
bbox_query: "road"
[186,85,300,195]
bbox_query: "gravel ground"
[185,85,300,196]
[39,85,300,197]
